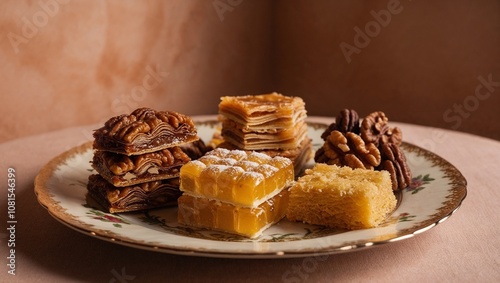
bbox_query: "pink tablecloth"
[1,117,499,282]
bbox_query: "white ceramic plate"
[34,120,467,258]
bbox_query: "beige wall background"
[273,0,500,141]
[1,0,499,143]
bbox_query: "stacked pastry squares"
[217,92,312,176]
[87,107,203,213]
[178,148,294,238]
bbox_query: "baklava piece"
[93,107,198,155]
[87,107,202,213]
[87,174,182,213]
[218,92,312,177]
[178,148,294,238]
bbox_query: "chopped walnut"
[106,115,136,137]
[100,147,191,176]
[360,111,402,146]
[107,154,135,175]
[378,143,412,190]
[315,130,381,169]
[131,107,155,120]
[121,121,152,143]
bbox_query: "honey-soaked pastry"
[219,93,307,150]
[93,108,199,155]
[220,118,308,150]
[86,174,182,213]
[287,164,396,230]
[178,189,289,238]
[91,146,191,187]
[217,92,312,173]
[219,92,307,129]
[180,148,294,207]
[218,137,313,177]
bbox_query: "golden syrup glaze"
[179,148,294,207]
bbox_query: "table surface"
[1,116,499,283]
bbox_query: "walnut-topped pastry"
[92,146,192,187]
[93,108,199,155]
[87,107,202,213]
